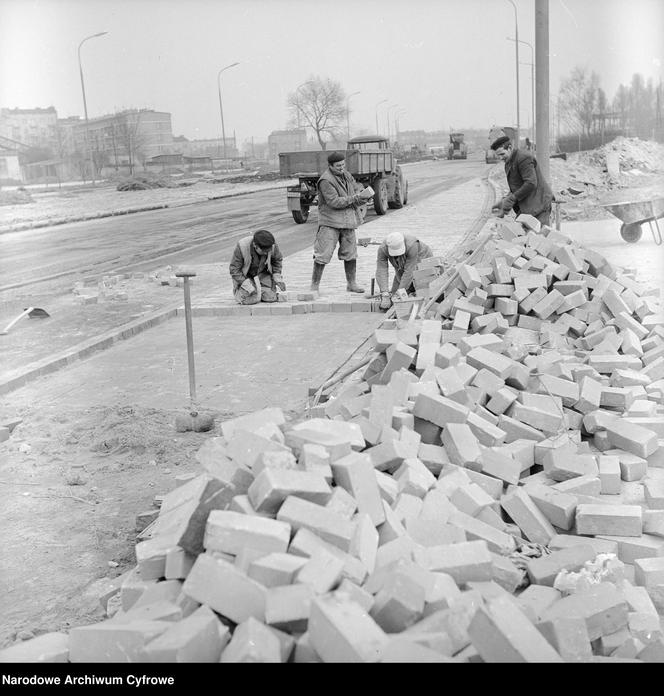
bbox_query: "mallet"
[174,270,214,433]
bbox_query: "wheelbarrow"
[599,195,664,245]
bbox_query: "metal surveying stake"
[174,270,214,432]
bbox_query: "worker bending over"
[490,135,554,226]
[376,231,433,310]
[229,229,286,305]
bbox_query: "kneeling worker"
[229,229,286,305]
[376,231,433,310]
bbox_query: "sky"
[1,0,663,146]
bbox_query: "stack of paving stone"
[4,215,664,664]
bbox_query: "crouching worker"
[229,229,286,305]
[376,231,433,310]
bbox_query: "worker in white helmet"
[375,231,433,310]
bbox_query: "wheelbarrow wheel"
[620,222,643,243]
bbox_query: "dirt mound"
[549,136,664,221]
[0,189,33,206]
[116,173,177,191]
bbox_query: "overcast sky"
[1,0,662,145]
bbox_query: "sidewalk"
[0,175,492,397]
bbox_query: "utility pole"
[535,0,550,183]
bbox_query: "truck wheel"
[388,177,404,209]
[292,207,309,224]
[620,222,642,243]
[373,179,388,215]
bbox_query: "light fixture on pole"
[78,31,108,186]
[346,91,360,139]
[508,36,534,144]
[217,62,240,171]
[375,99,387,135]
[506,0,520,147]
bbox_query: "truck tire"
[373,179,389,215]
[292,206,309,224]
[388,176,404,209]
[402,181,409,205]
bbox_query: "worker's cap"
[490,135,511,151]
[253,229,275,249]
[327,151,345,164]
[385,231,406,256]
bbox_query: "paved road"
[0,159,487,290]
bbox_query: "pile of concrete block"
[4,216,664,664]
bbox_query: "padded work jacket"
[504,149,554,217]
[375,234,433,292]
[317,167,365,230]
[229,236,283,291]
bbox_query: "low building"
[268,128,308,162]
[0,107,58,149]
[0,138,23,183]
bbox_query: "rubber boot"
[344,259,365,293]
[310,262,325,292]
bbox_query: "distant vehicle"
[447,132,467,160]
[278,135,408,224]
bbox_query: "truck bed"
[279,149,394,178]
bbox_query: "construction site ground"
[1,141,663,649]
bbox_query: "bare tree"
[558,66,601,138]
[287,76,346,150]
[112,111,147,174]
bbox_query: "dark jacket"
[229,236,283,292]
[317,167,365,229]
[504,148,553,217]
[376,234,433,292]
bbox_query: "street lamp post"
[508,37,535,144]
[386,104,399,142]
[346,91,360,140]
[375,99,387,135]
[506,0,520,147]
[217,62,240,171]
[78,31,108,186]
[394,109,407,140]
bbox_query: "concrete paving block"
[539,583,629,641]
[501,487,556,545]
[0,632,70,663]
[576,504,643,537]
[247,467,332,515]
[264,583,315,634]
[204,509,291,556]
[68,620,171,663]
[468,596,563,663]
[182,554,267,624]
[277,496,355,552]
[526,544,597,586]
[308,594,387,663]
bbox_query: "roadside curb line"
[0,181,296,236]
[0,303,181,396]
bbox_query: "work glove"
[500,193,517,214]
[378,292,392,311]
[275,280,286,292]
[393,288,409,302]
[240,278,256,293]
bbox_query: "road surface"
[1,159,487,292]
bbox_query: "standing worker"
[310,151,374,293]
[376,231,433,310]
[490,135,553,226]
[229,229,286,305]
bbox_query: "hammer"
[174,270,214,433]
